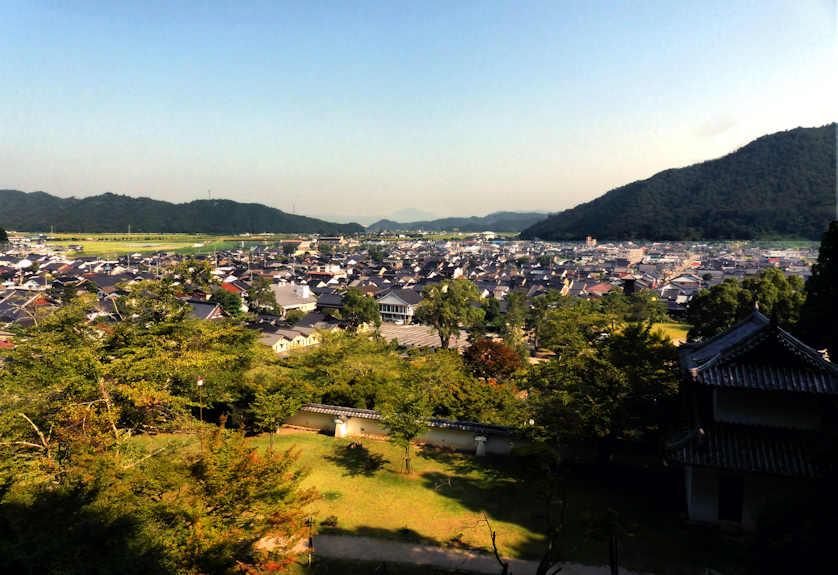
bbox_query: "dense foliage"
[0,226,7,242]
[686,269,806,340]
[526,321,680,461]
[415,279,485,349]
[0,291,318,572]
[521,124,836,240]
[799,221,838,359]
[367,211,549,233]
[339,288,382,332]
[0,190,364,234]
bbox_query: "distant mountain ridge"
[367,211,549,233]
[0,190,364,234]
[521,124,837,241]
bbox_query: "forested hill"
[0,190,364,234]
[367,211,549,233]
[521,124,837,241]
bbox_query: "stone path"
[313,534,645,574]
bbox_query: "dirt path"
[313,534,645,574]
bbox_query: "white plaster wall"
[284,412,335,432]
[282,411,517,454]
[346,418,389,437]
[420,428,475,450]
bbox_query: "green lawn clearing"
[254,430,744,573]
[652,322,691,345]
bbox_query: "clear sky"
[0,1,835,223]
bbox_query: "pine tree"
[800,221,838,359]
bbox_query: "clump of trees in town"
[686,268,805,340]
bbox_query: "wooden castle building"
[667,310,838,528]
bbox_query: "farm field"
[38,233,292,257]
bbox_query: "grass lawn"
[130,430,744,573]
[252,430,744,573]
[651,322,691,345]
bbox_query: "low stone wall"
[282,405,517,456]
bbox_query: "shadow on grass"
[324,441,390,477]
[318,525,437,547]
[0,482,169,575]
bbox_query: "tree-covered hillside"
[0,190,364,234]
[368,211,548,233]
[521,124,836,241]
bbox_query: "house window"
[718,475,744,522]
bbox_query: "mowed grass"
[131,430,744,572]
[254,431,744,573]
[256,431,545,560]
[652,322,691,345]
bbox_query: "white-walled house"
[375,288,422,324]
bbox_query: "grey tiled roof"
[668,423,819,478]
[680,310,838,394]
[695,363,838,394]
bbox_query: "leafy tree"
[687,269,806,340]
[625,290,667,323]
[537,254,554,267]
[800,221,838,358]
[527,323,678,462]
[380,387,430,474]
[481,296,502,332]
[415,279,484,349]
[367,245,386,265]
[247,275,277,312]
[284,309,306,324]
[406,349,520,424]
[686,279,752,340]
[248,369,311,449]
[463,338,524,381]
[173,258,214,289]
[340,287,381,332]
[211,288,244,317]
[0,227,7,243]
[281,243,297,256]
[742,268,805,328]
[538,298,614,358]
[502,290,529,356]
[318,242,333,256]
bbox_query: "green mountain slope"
[521,124,836,241]
[367,211,548,233]
[0,191,364,234]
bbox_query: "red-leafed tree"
[463,338,524,381]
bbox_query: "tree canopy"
[687,269,805,340]
[415,279,485,349]
[340,287,381,332]
[800,221,838,358]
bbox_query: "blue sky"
[0,1,835,223]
